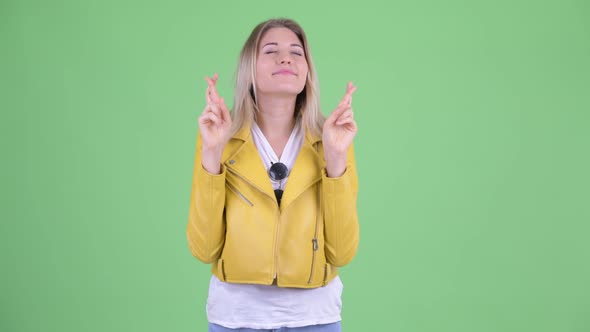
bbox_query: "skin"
[254,27,309,157]
[198,27,357,178]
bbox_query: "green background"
[2,0,589,331]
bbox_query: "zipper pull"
[312,238,318,251]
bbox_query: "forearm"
[322,145,360,266]
[186,135,227,263]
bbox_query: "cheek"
[256,58,272,75]
[299,64,309,82]
[255,64,272,86]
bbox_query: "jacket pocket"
[226,181,253,206]
[217,258,226,281]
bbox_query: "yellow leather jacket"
[186,124,359,288]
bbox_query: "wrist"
[201,147,224,174]
[324,154,347,178]
[202,145,224,157]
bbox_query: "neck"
[255,93,297,141]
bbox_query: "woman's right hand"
[199,74,232,150]
[198,74,232,173]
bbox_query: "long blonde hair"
[231,18,325,138]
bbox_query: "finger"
[336,117,354,125]
[205,76,216,96]
[328,82,356,124]
[328,104,351,124]
[205,76,221,104]
[336,118,358,131]
[208,102,222,118]
[343,82,357,105]
[336,114,353,125]
[337,119,354,127]
[205,85,213,105]
[219,97,231,122]
[346,81,357,94]
[202,102,220,119]
[204,77,215,104]
[202,102,212,115]
[199,112,221,126]
[338,109,353,120]
[337,91,354,110]
[335,109,353,124]
[339,82,354,102]
[205,73,219,84]
[326,106,346,125]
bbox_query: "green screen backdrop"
[2,0,589,331]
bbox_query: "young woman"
[187,18,359,331]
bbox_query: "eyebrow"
[261,42,303,49]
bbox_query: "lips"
[273,69,296,75]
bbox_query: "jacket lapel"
[223,125,276,201]
[280,132,323,210]
[223,124,324,208]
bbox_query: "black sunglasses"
[268,162,289,205]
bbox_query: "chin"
[257,72,307,94]
[278,82,306,93]
[261,84,305,96]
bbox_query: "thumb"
[326,105,348,125]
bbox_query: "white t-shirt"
[205,121,343,329]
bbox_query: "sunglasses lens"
[268,162,288,181]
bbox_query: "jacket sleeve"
[322,144,360,267]
[186,133,226,264]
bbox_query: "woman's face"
[255,27,308,97]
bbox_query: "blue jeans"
[208,322,342,332]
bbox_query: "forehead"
[259,27,302,47]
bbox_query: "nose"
[278,52,292,65]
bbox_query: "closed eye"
[263,50,303,56]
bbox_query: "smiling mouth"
[273,70,296,75]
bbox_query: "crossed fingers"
[201,73,230,125]
[332,82,357,126]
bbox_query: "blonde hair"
[230,18,325,138]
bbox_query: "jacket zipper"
[308,238,319,283]
[274,210,280,280]
[308,182,321,284]
[226,167,274,201]
[225,181,253,206]
[227,166,281,282]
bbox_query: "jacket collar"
[224,121,323,210]
[232,121,321,145]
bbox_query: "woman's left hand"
[323,82,357,177]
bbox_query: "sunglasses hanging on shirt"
[268,162,289,206]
